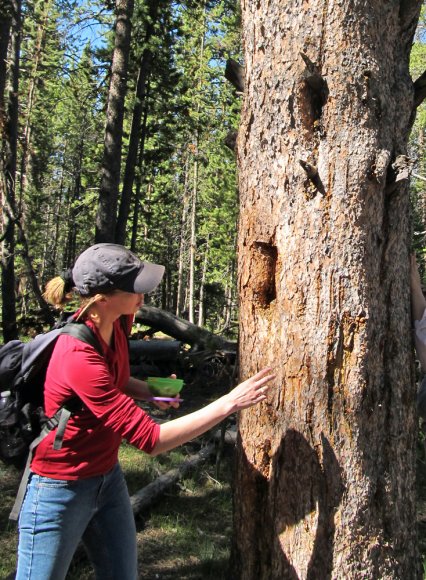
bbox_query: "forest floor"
[1,378,426,579]
[0,378,235,580]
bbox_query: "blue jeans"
[16,463,138,580]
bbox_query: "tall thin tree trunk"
[96,0,134,243]
[188,148,198,324]
[221,261,235,334]
[18,0,53,210]
[176,155,191,317]
[0,0,20,342]
[232,1,422,578]
[64,134,84,268]
[115,48,152,245]
[116,0,160,245]
[130,90,149,251]
[0,4,11,105]
[197,234,209,327]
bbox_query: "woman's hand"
[224,367,276,413]
[411,254,422,290]
[411,254,426,322]
[151,367,276,456]
[151,374,181,410]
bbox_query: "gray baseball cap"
[72,243,165,296]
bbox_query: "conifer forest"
[1,0,243,341]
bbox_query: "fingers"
[230,367,276,410]
[251,368,276,390]
[170,396,181,409]
[251,367,274,381]
[153,392,181,410]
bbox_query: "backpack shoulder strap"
[59,322,103,356]
[9,406,70,521]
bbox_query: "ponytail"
[43,268,75,309]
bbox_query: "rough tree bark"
[231,1,423,578]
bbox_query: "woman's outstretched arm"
[411,254,426,323]
[151,367,275,456]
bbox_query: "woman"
[16,243,275,580]
[411,254,426,419]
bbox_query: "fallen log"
[130,443,216,514]
[134,305,236,352]
[128,339,181,361]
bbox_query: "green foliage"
[9,0,242,332]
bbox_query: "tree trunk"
[188,12,206,324]
[115,0,160,245]
[198,234,209,327]
[0,3,11,107]
[188,149,199,324]
[176,155,191,318]
[95,0,134,243]
[232,1,422,578]
[0,0,20,342]
[130,105,149,252]
[18,0,53,210]
[115,48,152,245]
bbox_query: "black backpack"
[0,320,102,464]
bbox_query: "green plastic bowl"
[146,377,184,397]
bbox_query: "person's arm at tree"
[411,254,426,322]
[410,254,426,373]
[151,367,275,456]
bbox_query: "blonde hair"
[43,277,72,308]
[43,277,109,321]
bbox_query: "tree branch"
[414,69,426,109]
[225,58,244,93]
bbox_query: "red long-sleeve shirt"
[31,316,160,479]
